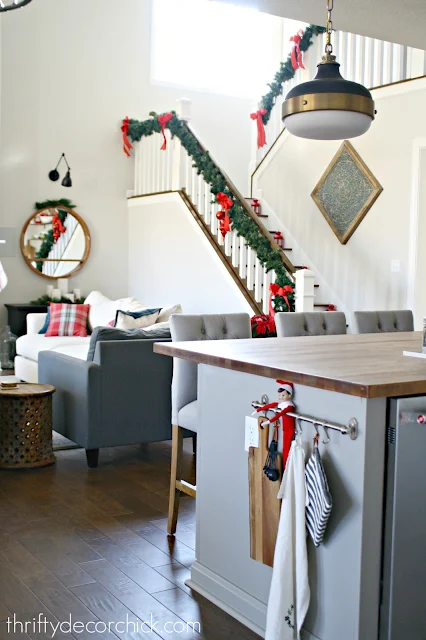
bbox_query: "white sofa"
[15,292,180,383]
[15,313,90,383]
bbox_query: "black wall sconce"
[49,153,72,188]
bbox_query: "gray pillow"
[87,325,171,362]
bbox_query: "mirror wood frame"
[20,206,91,280]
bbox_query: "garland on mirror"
[125,115,294,299]
[30,295,85,305]
[33,199,77,272]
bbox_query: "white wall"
[0,0,255,323]
[128,193,252,315]
[255,77,426,322]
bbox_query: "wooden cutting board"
[249,416,282,567]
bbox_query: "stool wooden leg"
[168,424,183,536]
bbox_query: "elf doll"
[255,379,295,467]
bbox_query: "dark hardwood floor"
[0,439,260,639]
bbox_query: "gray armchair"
[39,338,173,468]
[168,313,251,535]
[275,311,347,337]
[353,310,414,334]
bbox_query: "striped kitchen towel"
[305,442,332,547]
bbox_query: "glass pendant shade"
[282,59,375,140]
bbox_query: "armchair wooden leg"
[168,424,183,536]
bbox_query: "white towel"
[265,435,310,640]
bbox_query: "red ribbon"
[52,212,66,243]
[250,108,267,149]
[121,117,133,157]
[216,192,233,239]
[158,112,174,150]
[290,30,305,71]
[269,283,294,318]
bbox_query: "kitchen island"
[154,332,426,640]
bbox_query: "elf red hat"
[276,379,293,395]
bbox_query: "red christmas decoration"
[52,211,66,243]
[269,282,294,318]
[157,112,174,150]
[250,108,267,149]
[251,314,276,338]
[251,198,262,216]
[121,117,133,157]
[326,304,336,311]
[274,230,285,249]
[290,29,306,71]
[216,192,233,239]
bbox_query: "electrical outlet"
[245,416,259,451]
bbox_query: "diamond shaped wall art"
[311,140,383,244]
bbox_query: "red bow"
[269,283,294,318]
[121,117,133,157]
[250,108,267,149]
[216,192,233,239]
[52,212,66,243]
[157,112,174,150]
[290,30,305,71]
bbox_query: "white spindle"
[262,269,273,314]
[254,257,263,302]
[231,230,239,267]
[373,39,384,87]
[134,142,141,195]
[171,136,181,190]
[185,155,192,197]
[239,239,247,280]
[224,230,232,256]
[391,43,405,83]
[346,33,356,83]
[382,41,392,86]
[363,37,374,89]
[204,189,212,225]
[210,203,218,236]
[354,34,365,85]
[246,247,255,291]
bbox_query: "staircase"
[126,23,426,318]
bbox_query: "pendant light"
[282,0,375,140]
[0,0,33,11]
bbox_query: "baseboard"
[186,561,266,637]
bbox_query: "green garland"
[127,114,294,301]
[260,24,326,124]
[33,199,76,272]
[30,294,85,305]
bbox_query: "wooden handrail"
[185,123,296,277]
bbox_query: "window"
[151,0,284,99]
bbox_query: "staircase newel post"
[172,98,192,190]
[294,269,315,312]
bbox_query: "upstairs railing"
[253,26,426,168]
[126,103,301,316]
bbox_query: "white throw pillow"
[156,304,182,323]
[84,291,146,330]
[115,309,160,330]
[143,321,170,331]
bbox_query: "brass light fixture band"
[282,93,375,120]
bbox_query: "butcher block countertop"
[154,331,426,398]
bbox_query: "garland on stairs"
[34,199,76,272]
[258,24,326,125]
[126,114,294,302]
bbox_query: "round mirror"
[20,206,91,279]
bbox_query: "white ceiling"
[215,0,426,50]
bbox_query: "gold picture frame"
[311,140,383,245]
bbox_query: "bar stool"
[353,310,414,334]
[275,311,347,337]
[168,313,251,535]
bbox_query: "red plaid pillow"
[45,303,90,337]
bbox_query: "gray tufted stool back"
[169,313,251,426]
[353,310,414,334]
[275,311,347,338]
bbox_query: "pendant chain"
[325,0,334,54]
